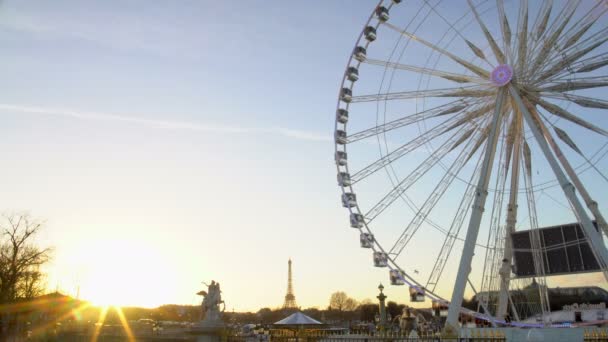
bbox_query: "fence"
[584,328,608,341]
[226,331,507,342]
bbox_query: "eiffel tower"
[282,259,298,309]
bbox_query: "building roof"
[274,312,322,325]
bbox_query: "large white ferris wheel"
[334,0,608,329]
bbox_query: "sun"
[72,238,177,308]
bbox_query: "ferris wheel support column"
[509,85,608,282]
[445,89,507,332]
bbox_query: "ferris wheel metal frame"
[334,0,608,330]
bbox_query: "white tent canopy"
[274,312,323,325]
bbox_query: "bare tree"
[0,214,51,301]
[0,213,52,336]
[329,291,358,312]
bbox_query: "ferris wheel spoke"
[349,112,476,183]
[522,0,553,77]
[528,0,553,52]
[479,113,512,314]
[559,27,608,59]
[443,101,495,133]
[363,58,487,84]
[526,102,608,239]
[426,136,487,292]
[467,0,506,64]
[503,102,522,173]
[520,139,552,317]
[350,86,493,103]
[381,21,491,79]
[511,85,608,283]
[345,100,471,143]
[556,1,607,51]
[515,0,529,76]
[529,0,580,75]
[543,92,608,110]
[496,0,513,62]
[544,53,608,82]
[363,122,476,222]
[388,116,494,258]
[573,53,608,73]
[541,76,608,92]
[532,97,608,137]
[536,29,608,82]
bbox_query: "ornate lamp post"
[377,283,387,331]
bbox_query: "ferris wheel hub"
[491,64,513,87]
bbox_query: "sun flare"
[71,238,177,308]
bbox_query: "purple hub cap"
[491,64,513,86]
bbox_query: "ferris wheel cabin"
[337,172,351,186]
[346,67,359,82]
[389,269,405,286]
[334,151,347,166]
[373,251,388,267]
[364,26,377,42]
[353,46,366,62]
[432,300,449,317]
[375,6,389,22]
[350,213,364,228]
[409,286,425,302]
[341,192,357,208]
[340,88,352,103]
[360,233,374,248]
[335,130,347,145]
[336,108,348,124]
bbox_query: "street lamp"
[376,283,387,332]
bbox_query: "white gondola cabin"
[335,151,347,166]
[353,46,367,62]
[432,300,448,317]
[364,26,377,42]
[341,192,357,208]
[337,172,351,186]
[340,87,353,102]
[360,233,374,248]
[335,130,347,145]
[376,6,389,22]
[336,108,348,124]
[350,213,364,228]
[389,269,405,286]
[373,251,388,267]
[346,66,359,82]
[409,286,425,302]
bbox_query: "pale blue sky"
[0,0,606,311]
[0,0,392,309]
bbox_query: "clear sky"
[0,0,395,310]
[0,0,606,312]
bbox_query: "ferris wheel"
[334,0,608,330]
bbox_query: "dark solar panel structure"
[511,221,602,277]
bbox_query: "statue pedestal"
[189,322,226,342]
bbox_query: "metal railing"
[226,331,507,342]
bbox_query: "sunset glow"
[72,238,178,308]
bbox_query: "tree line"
[225,291,408,325]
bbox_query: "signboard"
[511,221,602,277]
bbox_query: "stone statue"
[399,307,418,336]
[197,280,225,326]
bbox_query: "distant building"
[469,282,608,322]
